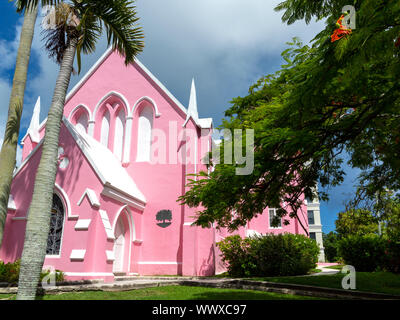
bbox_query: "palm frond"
[15,0,60,13]
[80,0,144,64]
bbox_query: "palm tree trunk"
[0,5,38,247]
[16,37,77,300]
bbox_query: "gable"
[63,48,189,124]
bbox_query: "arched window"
[70,106,90,134]
[101,110,110,148]
[113,109,126,161]
[136,106,153,162]
[75,112,89,134]
[46,194,65,256]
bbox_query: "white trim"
[134,59,187,116]
[137,261,182,265]
[112,205,136,242]
[14,140,44,178]
[51,189,69,258]
[68,104,93,122]
[122,117,133,165]
[101,185,146,211]
[268,208,283,229]
[77,188,100,208]
[55,183,78,220]
[70,249,86,261]
[111,206,135,277]
[106,250,115,261]
[64,272,114,277]
[92,90,130,122]
[74,219,91,230]
[131,96,161,118]
[45,254,61,259]
[99,209,115,240]
[64,118,147,205]
[183,222,194,226]
[21,118,47,144]
[65,48,114,104]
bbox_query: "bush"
[337,234,386,272]
[216,235,256,277]
[323,232,340,262]
[384,237,400,274]
[0,260,20,284]
[217,233,320,277]
[0,260,65,284]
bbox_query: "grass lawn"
[0,285,319,300]
[253,272,400,296]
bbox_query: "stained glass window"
[46,194,65,256]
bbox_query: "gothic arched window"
[75,112,89,134]
[46,194,65,256]
[113,109,126,161]
[136,106,153,162]
[70,106,90,134]
[100,110,111,148]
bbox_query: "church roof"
[63,118,147,206]
[15,117,146,209]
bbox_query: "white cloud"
[0,0,326,166]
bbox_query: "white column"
[123,116,133,165]
[88,120,95,137]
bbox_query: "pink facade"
[0,49,308,282]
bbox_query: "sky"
[0,0,360,234]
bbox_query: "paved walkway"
[310,263,340,276]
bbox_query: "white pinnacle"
[186,78,199,123]
[27,96,41,143]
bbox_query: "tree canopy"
[179,0,400,231]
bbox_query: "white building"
[306,191,325,262]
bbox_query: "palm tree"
[16,0,144,300]
[0,0,59,247]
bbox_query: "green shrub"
[384,237,400,274]
[217,233,319,277]
[323,232,340,262]
[338,234,386,272]
[216,235,257,277]
[0,260,65,284]
[0,260,20,284]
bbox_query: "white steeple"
[184,78,199,126]
[27,96,41,143]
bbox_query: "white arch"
[54,183,78,220]
[47,183,73,258]
[92,91,130,122]
[112,205,136,243]
[76,112,89,134]
[131,96,161,118]
[68,104,92,122]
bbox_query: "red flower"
[331,15,352,43]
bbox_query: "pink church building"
[0,49,309,282]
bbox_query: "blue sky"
[0,0,359,234]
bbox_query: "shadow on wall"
[198,244,215,276]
